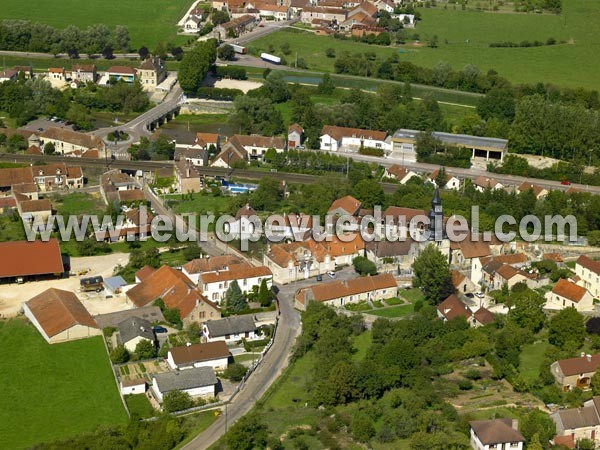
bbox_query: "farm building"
[0,239,64,283]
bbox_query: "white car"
[474,292,484,299]
[327,271,336,279]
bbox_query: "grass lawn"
[233,352,262,364]
[0,319,127,449]
[51,192,106,216]
[164,192,231,216]
[0,0,192,49]
[0,214,27,242]
[352,330,372,362]
[368,304,415,318]
[249,1,600,90]
[399,288,425,303]
[175,411,219,450]
[519,340,550,383]
[125,394,155,419]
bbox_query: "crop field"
[250,0,600,89]
[0,0,193,48]
[0,319,127,449]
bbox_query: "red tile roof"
[577,255,600,275]
[169,341,229,365]
[200,263,272,284]
[296,273,396,304]
[557,353,600,377]
[321,125,387,142]
[0,239,63,278]
[183,255,243,274]
[437,294,472,321]
[328,195,362,215]
[25,288,97,337]
[552,278,589,303]
[473,307,494,325]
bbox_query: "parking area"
[0,252,131,318]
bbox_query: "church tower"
[428,187,444,242]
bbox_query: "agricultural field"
[0,319,127,449]
[0,0,192,48]
[249,1,600,89]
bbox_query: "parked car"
[465,293,475,298]
[153,326,168,334]
[474,292,484,298]
[327,271,336,279]
[561,180,571,185]
[316,274,323,281]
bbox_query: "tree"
[212,10,230,25]
[262,71,290,103]
[183,243,202,261]
[588,230,600,247]
[317,72,335,95]
[134,339,157,360]
[110,344,130,364]
[507,289,546,333]
[225,414,268,450]
[224,280,246,312]
[217,44,235,61]
[114,25,130,53]
[163,390,194,413]
[178,41,217,95]
[138,46,149,60]
[412,244,454,304]
[102,44,114,59]
[352,179,384,209]
[353,256,377,276]
[66,103,93,131]
[224,362,248,381]
[591,368,600,396]
[43,142,55,155]
[325,47,336,58]
[153,41,168,59]
[548,307,586,348]
[257,279,272,307]
[520,409,556,445]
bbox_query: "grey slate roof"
[153,366,218,393]
[118,316,155,345]
[205,315,256,338]
[393,128,508,151]
[94,306,165,329]
[104,276,127,292]
[553,406,600,430]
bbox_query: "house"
[295,273,397,310]
[16,197,52,225]
[95,306,165,329]
[551,396,600,448]
[449,240,491,270]
[264,240,334,283]
[167,341,230,371]
[138,57,167,91]
[265,213,313,241]
[0,239,64,283]
[319,125,390,152]
[126,265,221,325]
[576,255,600,298]
[469,419,524,450]
[23,288,100,344]
[480,256,539,291]
[203,315,259,343]
[182,255,244,284]
[452,270,477,294]
[117,316,155,353]
[211,143,247,168]
[365,240,417,270]
[105,66,137,83]
[39,128,104,155]
[328,195,362,216]
[225,203,260,240]
[100,170,142,204]
[517,182,548,199]
[253,2,290,20]
[301,6,347,24]
[214,15,257,39]
[472,176,503,192]
[428,169,460,190]
[175,159,201,193]
[193,132,220,152]
[383,164,418,184]
[120,378,147,395]
[70,64,97,83]
[0,69,18,83]
[175,147,209,167]
[151,366,218,403]
[198,263,272,304]
[0,163,83,192]
[288,123,304,149]
[47,67,67,87]
[437,294,494,327]
[375,0,395,13]
[545,278,594,312]
[551,353,600,391]
[224,134,286,161]
[184,15,203,32]
[13,65,33,79]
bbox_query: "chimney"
[186,342,192,347]
[511,419,519,431]
[587,354,592,362]
[582,352,586,358]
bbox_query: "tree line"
[0,20,131,55]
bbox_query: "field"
[0,319,127,449]
[249,1,600,89]
[519,340,550,383]
[0,0,193,48]
[51,192,106,216]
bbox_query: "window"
[200,311,205,319]
[243,279,247,286]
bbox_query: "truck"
[260,53,281,65]
[231,44,246,54]
[80,276,104,293]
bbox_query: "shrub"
[458,379,473,390]
[224,362,248,382]
[464,368,482,380]
[110,344,130,364]
[163,390,194,412]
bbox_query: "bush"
[103,326,117,337]
[352,256,378,276]
[196,87,243,100]
[110,344,130,364]
[215,66,247,80]
[163,390,194,412]
[458,379,473,390]
[464,368,482,380]
[359,146,384,157]
[224,362,248,382]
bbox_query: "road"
[3,152,599,195]
[225,19,299,46]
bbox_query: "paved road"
[182,266,355,450]
[225,19,299,46]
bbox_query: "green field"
[249,1,600,89]
[164,192,232,216]
[368,303,415,318]
[51,192,106,216]
[519,340,550,383]
[0,0,193,48]
[0,319,127,449]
